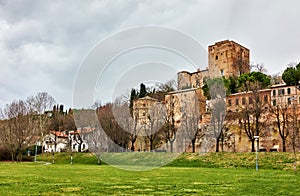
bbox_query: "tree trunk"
[150,138,154,151]
[97,154,101,165]
[216,139,220,152]
[130,141,135,151]
[170,141,174,153]
[282,139,286,152]
[191,138,196,153]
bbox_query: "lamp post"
[254,135,259,171]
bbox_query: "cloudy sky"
[1,0,300,109]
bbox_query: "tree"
[27,92,55,153]
[97,103,128,152]
[113,101,139,151]
[238,72,270,92]
[251,63,267,73]
[282,63,300,86]
[205,78,227,152]
[162,95,177,152]
[145,103,165,151]
[139,83,147,98]
[181,94,205,153]
[269,99,290,152]
[4,100,36,161]
[74,108,106,165]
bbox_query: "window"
[288,98,292,105]
[264,95,268,103]
[278,89,285,95]
[228,99,232,107]
[273,90,276,96]
[220,69,224,77]
[287,88,291,95]
[235,98,239,106]
[242,97,246,105]
[215,55,218,60]
[272,99,276,106]
[143,112,146,116]
[249,97,253,104]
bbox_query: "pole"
[34,142,38,162]
[254,136,259,171]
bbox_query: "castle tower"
[208,40,250,78]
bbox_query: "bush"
[0,146,12,161]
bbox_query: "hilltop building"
[177,40,250,91]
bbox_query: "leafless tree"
[162,95,177,153]
[251,63,267,73]
[239,91,268,152]
[180,93,205,153]
[27,92,55,153]
[4,100,36,161]
[269,99,290,152]
[145,103,165,151]
[97,103,128,152]
[74,108,107,165]
[113,102,139,151]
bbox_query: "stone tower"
[208,40,250,78]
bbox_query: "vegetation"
[282,62,300,86]
[0,152,299,195]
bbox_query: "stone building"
[165,88,206,127]
[177,40,250,91]
[226,89,271,112]
[270,84,300,107]
[208,40,250,78]
[132,96,159,126]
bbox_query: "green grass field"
[0,152,299,195]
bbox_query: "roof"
[167,88,198,95]
[227,89,271,97]
[138,96,158,101]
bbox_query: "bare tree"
[251,63,267,73]
[74,108,107,165]
[4,100,36,161]
[113,102,139,151]
[145,103,165,151]
[97,103,127,152]
[27,92,55,153]
[269,99,290,152]
[180,93,205,153]
[162,95,177,152]
[207,78,227,152]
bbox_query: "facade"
[208,40,250,78]
[43,130,88,153]
[270,84,300,107]
[132,96,159,126]
[165,88,206,127]
[226,89,271,112]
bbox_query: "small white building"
[43,131,89,153]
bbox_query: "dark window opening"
[235,98,239,106]
[242,98,246,105]
[215,55,218,60]
[287,88,291,94]
[264,95,268,103]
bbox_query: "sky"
[1,0,300,109]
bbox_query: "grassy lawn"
[0,152,299,195]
